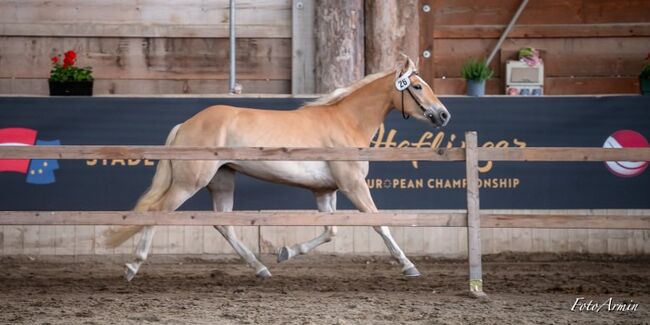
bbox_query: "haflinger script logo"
[603,130,649,178]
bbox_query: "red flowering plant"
[49,50,93,82]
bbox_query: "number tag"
[395,67,413,91]
[395,76,411,91]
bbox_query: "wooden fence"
[1,131,650,298]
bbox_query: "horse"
[105,55,451,281]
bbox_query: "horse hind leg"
[277,190,338,263]
[125,226,155,281]
[208,167,271,279]
[126,160,219,281]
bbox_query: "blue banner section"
[0,96,649,210]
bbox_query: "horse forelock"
[305,71,394,107]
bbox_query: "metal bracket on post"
[465,131,488,300]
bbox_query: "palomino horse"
[106,55,450,281]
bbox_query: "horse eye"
[413,84,422,90]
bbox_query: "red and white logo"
[603,130,649,178]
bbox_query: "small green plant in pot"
[641,53,650,96]
[461,59,493,96]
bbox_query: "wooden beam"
[0,146,466,161]
[0,0,292,38]
[482,213,650,230]
[1,210,648,229]
[432,77,639,95]
[418,0,435,88]
[0,23,290,39]
[479,148,650,162]
[433,23,650,39]
[291,0,316,94]
[0,37,291,81]
[4,146,647,162]
[0,211,467,227]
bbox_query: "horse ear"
[397,53,415,73]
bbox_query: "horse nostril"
[440,112,449,121]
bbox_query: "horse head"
[392,54,450,128]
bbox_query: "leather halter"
[396,68,428,120]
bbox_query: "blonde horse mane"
[305,70,394,107]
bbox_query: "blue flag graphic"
[26,140,60,185]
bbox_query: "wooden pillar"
[291,0,315,94]
[314,0,364,93]
[418,0,435,88]
[364,0,419,74]
[465,131,488,300]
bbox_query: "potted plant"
[641,53,650,96]
[49,50,93,96]
[461,59,493,96]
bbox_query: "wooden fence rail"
[2,145,650,162]
[1,131,649,299]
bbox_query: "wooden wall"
[2,210,649,257]
[0,0,292,95]
[3,1,650,95]
[421,0,650,95]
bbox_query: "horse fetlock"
[402,265,421,277]
[277,246,294,263]
[297,243,310,254]
[256,267,272,280]
[135,252,148,261]
[125,262,141,282]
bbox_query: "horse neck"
[334,73,395,145]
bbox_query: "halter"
[395,67,428,120]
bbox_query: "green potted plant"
[49,50,94,96]
[641,52,650,96]
[461,59,493,96]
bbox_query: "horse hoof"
[124,263,138,282]
[403,266,421,277]
[277,246,291,263]
[256,268,272,280]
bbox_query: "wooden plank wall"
[0,0,292,95]
[3,216,649,257]
[423,0,650,95]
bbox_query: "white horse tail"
[104,124,182,248]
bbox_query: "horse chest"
[228,161,338,190]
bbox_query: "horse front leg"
[332,162,420,277]
[277,190,338,263]
[208,167,271,279]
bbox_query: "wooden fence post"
[465,131,488,299]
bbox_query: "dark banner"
[0,96,649,210]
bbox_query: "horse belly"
[228,161,337,190]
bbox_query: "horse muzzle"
[425,107,451,128]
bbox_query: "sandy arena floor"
[0,254,648,324]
